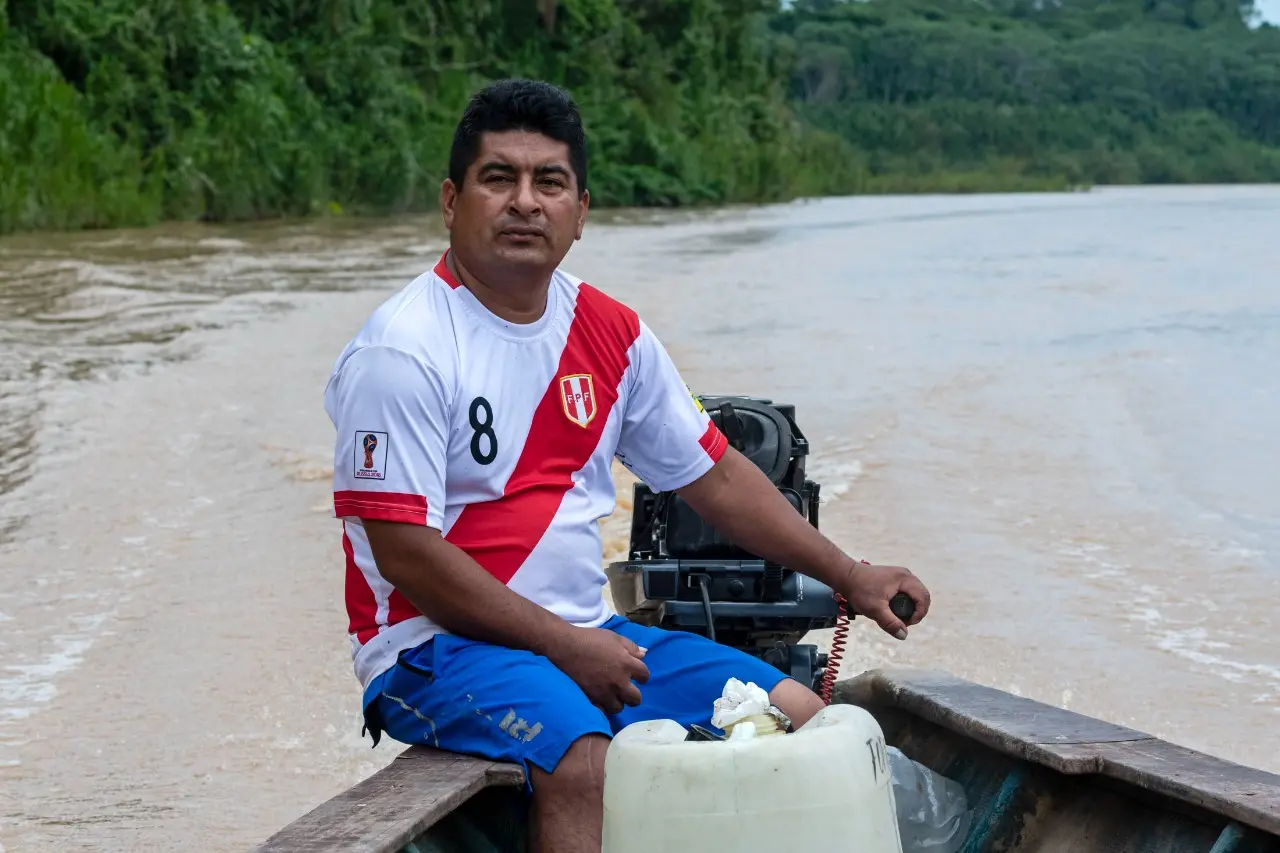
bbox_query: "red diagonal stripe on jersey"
[343,527,381,644]
[445,283,640,584]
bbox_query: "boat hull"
[840,668,1280,853]
[252,668,1280,853]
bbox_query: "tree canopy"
[1,0,1277,234]
[776,0,1280,189]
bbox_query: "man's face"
[442,130,589,281]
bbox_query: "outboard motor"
[606,396,841,692]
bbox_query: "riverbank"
[6,0,1279,237]
[0,0,858,235]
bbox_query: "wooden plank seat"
[251,746,526,853]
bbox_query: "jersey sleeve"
[614,321,728,492]
[325,344,451,530]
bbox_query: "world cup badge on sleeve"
[354,431,389,479]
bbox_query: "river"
[1,186,1277,852]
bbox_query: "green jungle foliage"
[1,0,1277,234]
[778,0,1280,188]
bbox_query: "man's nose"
[510,175,541,215]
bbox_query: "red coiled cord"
[819,559,869,705]
[818,593,849,704]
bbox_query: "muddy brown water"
[1,187,1278,852]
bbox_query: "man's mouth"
[500,225,545,239]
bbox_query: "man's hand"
[545,627,650,714]
[837,562,930,641]
[364,521,652,714]
[364,521,653,713]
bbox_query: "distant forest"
[782,0,1280,191]
[2,0,1277,234]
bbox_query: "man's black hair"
[448,78,588,194]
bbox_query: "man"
[324,78,930,853]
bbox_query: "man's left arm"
[614,321,930,641]
[675,448,930,640]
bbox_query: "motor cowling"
[605,396,837,692]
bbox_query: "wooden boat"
[252,668,1280,853]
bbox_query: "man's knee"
[769,678,828,729]
[530,733,610,801]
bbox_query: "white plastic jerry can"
[601,703,904,853]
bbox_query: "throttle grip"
[890,592,916,623]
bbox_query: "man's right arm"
[362,510,647,714]
[361,520,572,657]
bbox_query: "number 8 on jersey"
[468,396,498,465]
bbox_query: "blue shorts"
[361,616,789,784]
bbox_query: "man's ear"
[575,189,590,241]
[440,179,458,230]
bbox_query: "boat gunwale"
[837,666,1280,838]
[249,745,526,853]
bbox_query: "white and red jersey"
[324,252,728,690]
